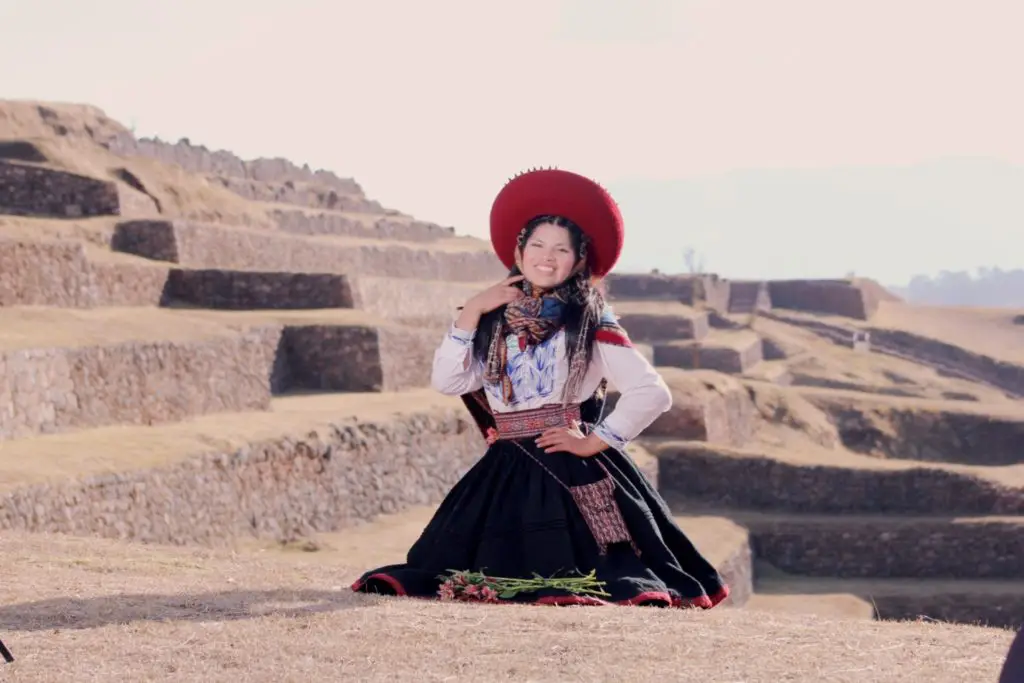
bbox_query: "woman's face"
[518,222,579,290]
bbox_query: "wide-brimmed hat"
[489,167,624,278]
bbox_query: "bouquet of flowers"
[436,568,610,603]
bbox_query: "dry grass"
[0,523,1013,683]
[871,301,1024,363]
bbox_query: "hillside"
[0,100,1021,681]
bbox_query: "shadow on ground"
[0,588,380,632]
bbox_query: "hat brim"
[489,168,624,278]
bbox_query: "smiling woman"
[350,167,728,608]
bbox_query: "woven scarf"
[484,278,628,405]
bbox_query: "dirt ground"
[0,524,1015,683]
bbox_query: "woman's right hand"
[465,275,526,315]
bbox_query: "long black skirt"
[350,437,729,608]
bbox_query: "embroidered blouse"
[430,317,673,451]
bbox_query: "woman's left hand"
[535,422,608,457]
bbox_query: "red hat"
[489,167,624,278]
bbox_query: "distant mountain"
[888,268,1024,308]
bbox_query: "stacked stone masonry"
[654,338,764,374]
[270,208,454,243]
[167,269,356,310]
[727,281,771,313]
[616,311,710,343]
[0,160,120,218]
[605,273,730,310]
[1,323,441,440]
[767,279,877,320]
[281,325,436,393]
[749,518,1024,579]
[0,328,279,440]
[872,593,1022,630]
[807,395,1024,466]
[645,373,756,446]
[163,268,478,324]
[0,237,174,308]
[112,219,504,282]
[0,411,484,545]
[656,445,1024,515]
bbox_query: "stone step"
[164,268,481,325]
[647,440,1024,516]
[754,575,1024,630]
[698,509,1024,580]
[792,384,1024,467]
[610,300,710,342]
[654,330,764,374]
[0,390,482,545]
[111,219,505,282]
[0,307,444,440]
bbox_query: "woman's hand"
[465,275,525,316]
[535,422,608,457]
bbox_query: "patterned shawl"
[481,278,632,407]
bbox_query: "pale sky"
[2,0,1022,284]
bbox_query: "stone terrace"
[642,376,1024,630]
[2,101,1023,632]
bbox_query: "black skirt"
[351,436,729,608]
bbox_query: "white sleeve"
[430,323,484,395]
[589,341,673,450]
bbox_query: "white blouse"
[430,320,673,451]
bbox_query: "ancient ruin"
[0,101,1022,641]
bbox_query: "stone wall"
[645,370,756,446]
[767,279,877,320]
[807,395,1024,466]
[616,311,709,343]
[0,161,120,218]
[655,444,1024,515]
[347,276,477,325]
[2,321,442,440]
[0,409,484,545]
[0,327,280,441]
[605,273,730,310]
[280,324,436,393]
[167,269,355,310]
[270,208,454,243]
[654,337,764,374]
[162,268,479,325]
[872,593,1022,630]
[209,175,384,213]
[748,518,1024,579]
[727,281,771,313]
[112,219,504,282]
[0,237,170,308]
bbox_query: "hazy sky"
[2,0,1021,284]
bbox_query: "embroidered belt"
[493,403,582,440]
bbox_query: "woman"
[351,168,729,608]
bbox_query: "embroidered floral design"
[484,330,563,407]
